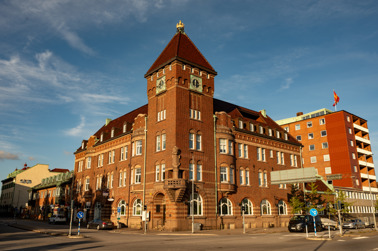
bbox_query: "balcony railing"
[358,160,375,168]
[357,148,373,156]
[362,186,378,192]
[355,135,370,145]
[353,123,369,133]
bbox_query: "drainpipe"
[143,116,148,233]
[213,115,218,228]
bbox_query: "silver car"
[342,219,365,229]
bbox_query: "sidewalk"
[2,218,375,238]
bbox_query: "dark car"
[86,219,114,230]
[288,215,323,232]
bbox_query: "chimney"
[296,112,303,116]
[105,118,112,126]
[260,109,267,118]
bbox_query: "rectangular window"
[257,147,261,161]
[132,142,135,156]
[135,168,141,184]
[309,145,315,151]
[244,145,248,158]
[136,140,142,155]
[85,178,90,191]
[322,142,328,149]
[239,144,243,158]
[350,140,354,147]
[319,118,325,125]
[228,141,233,155]
[270,150,273,158]
[161,164,165,181]
[245,170,249,185]
[269,129,273,136]
[110,173,113,188]
[263,172,268,187]
[189,133,194,149]
[324,154,330,162]
[310,156,317,163]
[162,134,166,150]
[348,128,352,134]
[86,157,92,169]
[220,139,227,153]
[325,167,332,174]
[258,172,262,186]
[239,120,243,129]
[250,123,254,132]
[196,134,201,150]
[280,152,285,165]
[197,164,202,181]
[259,126,264,134]
[308,133,314,139]
[294,155,298,167]
[296,135,302,141]
[307,121,313,128]
[123,171,126,187]
[156,135,161,152]
[276,131,280,138]
[220,167,227,183]
[156,165,160,181]
[120,147,125,161]
[230,168,234,184]
[189,163,194,180]
[295,124,300,130]
[112,150,115,163]
[240,170,244,185]
[119,172,122,187]
[276,152,280,164]
[261,148,265,161]
[321,130,327,137]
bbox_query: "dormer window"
[123,123,127,133]
[259,126,264,134]
[183,64,186,70]
[250,123,254,132]
[150,75,153,81]
[169,64,172,71]
[163,69,165,74]
[111,128,115,138]
[238,120,243,129]
[276,131,281,139]
[81,142,85,149]
[284,133,288,140]
[268,129,273,136]
[100,133,103,142]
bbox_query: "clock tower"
[144,21,217,231]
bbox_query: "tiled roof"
[50,168,70,173]
[145,32,216,76]
[214,98,301,145]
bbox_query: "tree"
[288,184,305,214]
[305,183,326,213]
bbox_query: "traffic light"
[144,205,147,211]
[241,205,245,212]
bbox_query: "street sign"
[310,208,318,217]
[77,211,84,219]
[117,207,121,213]
[326,174,342,180]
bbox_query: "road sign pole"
[313,217,317,236]
[78,218,81,236]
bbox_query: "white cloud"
[64,116,86,137]
[0,150,20,161]
[280,77,293,91]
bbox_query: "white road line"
[353,236,369,240]
[337,240,346,241]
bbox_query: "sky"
[1,0,378,185]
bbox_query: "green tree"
[288,184,305,214]
[305,183,326,212]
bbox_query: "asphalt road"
[1,220,378,251]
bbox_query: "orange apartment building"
[73,22,303,231]
[277,108,378,224]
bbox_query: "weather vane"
[176,20,185,33]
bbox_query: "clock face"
[190,75,202,92]
[156,76,166,94]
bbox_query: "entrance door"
[153,193,166,228]
[94,202,101,220]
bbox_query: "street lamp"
[191,152,195,234]
[365,154,377,231]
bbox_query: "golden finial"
[176,20,185,33]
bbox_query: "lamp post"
[365,154,377,231]
[191,152,195,234]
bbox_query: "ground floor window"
[278,200,287,215]
[133,199,142,216]
[118,200,127,216]
[241,198,253,215]
[219,198,233,216]
[261,199,271,215]
[188,193,203,216]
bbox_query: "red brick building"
[277,109,377,224]
[73,22,302,231]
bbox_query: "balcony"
[355,135,370,145]
[358,160,375,168]
[362,186,378,192]
[164,179,187,202]
[360,173,377,180]
[357,148,373,156]
[219,183,237,194]
[354,123,369,133]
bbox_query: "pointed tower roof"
[145,21,217,77]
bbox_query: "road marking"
[337,240,346,241]
[353,236,369,240]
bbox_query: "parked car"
[86,219,114,230]
[320,218,339,230]
[288,215,323,232]
[48,215,66,224]
[342,219,365,229]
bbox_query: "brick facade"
[73,23,302,231]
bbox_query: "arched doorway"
[153,193,166,229]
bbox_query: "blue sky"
[1,0,378,183]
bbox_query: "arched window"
[219,198,233,216]
[188,193,203,216]
[241,198,253,215]
[278,200,287,215]
[118,200,127,216]
[261,200,271,215]
[133,199,142,216]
